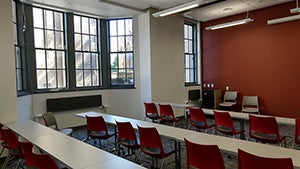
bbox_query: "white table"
[5,121,146,169]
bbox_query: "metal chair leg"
[160,159,164,169]
[2,154,11,169]
[134,149,140,163]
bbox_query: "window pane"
[110,53,118,68]
[13,24,18,45]
[125,19,132,35]
[90,18,97,35]
[36,50,46,68]
[57,70,66,88]
[189,26,193,39]
[37,70,47,89]
[84,70,91,86]
[45,30,54,49]
[46,50,56,68]
[184,25,188,38]
[74,16,81,33]
[90,36,97,52]
[118,37,125,51]
[126,53,133,68]
[16,69,22,91]
[84,53,91,69]
[15,47,21,68]
[82,17,89,34]
[126,36,133,51]
[56,51,65,69]
[75,34,82,50]
[76,70,83,87]
[33,8,43,28]
[75,52,83,69]
[55,31,64,49]
[189,41,193,53]
[110,37,118,52]
[117,20,125,35]
[92,70,99,86]
[110,20,117,36]
[44,10,54,29]
[54,12,63,31]
[34,29,44,48]
[118,53,125,68]
[82,34,89,51]
[47,70,57,88]
[91,53,98,69]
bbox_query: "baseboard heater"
[46,95,102,112]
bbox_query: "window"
[108,19,134,86]
[33,7,66,89]
[184,23,197,85]
[74,15,100,87]
[13,1,24,91]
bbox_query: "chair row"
[219,91,259,114]
[185,138,294,169]
[144,102,184,126]
[80,116,295,169]
[0,123,61,169]
[188,107,288,147]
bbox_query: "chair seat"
[89,130,114,139]
[242,108,259,113]
[251,132,285,143]
[141,146,175,159]
[216,126,244,135]
[190,120,214,129]
[59,128,73,136]
[147,113,159,119]
[119,139,140,149]
[219,102,236,107]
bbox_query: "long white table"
[5,121,146,169]
[76,111,300,169]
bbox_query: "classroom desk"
[5,120,146,169]
[76,111,300,169]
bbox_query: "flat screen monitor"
[188,89,200,101]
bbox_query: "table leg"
[240,119,245,140]
[174,140,181,169]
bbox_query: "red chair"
[144,102,160,122]
[248,114,286,146]
[2,127,25,169]
[116,121,140,160]
[86,116,115,150]
[136,126,175,169]
[238,149,293,169]
[188,107,214,132]
[294,118,300,148]
[213,110,244,138]
[0,123,8,157]
[30,145,59,169]
[159,104,184,126]
[184,138,225,169]
[19,137,40,168]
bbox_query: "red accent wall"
[202,2,300,118]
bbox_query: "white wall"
[0,0,18,123]
[17,95,33,121]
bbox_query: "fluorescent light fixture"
[290,7,300,13]
[267,14,300,25]
[205,18,254,31]
[152,0,202,17]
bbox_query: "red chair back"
[189,107,208,125]
[0,123,6,141]
[20,141,39,167]
[159,104,175,118]
[238,149,293,169]
[5,129,20,150]
[184,138,225,169]
[86,115,108,132]
[36,154,59,169]
[295,118,300,144]
[144,102,159,116]
[213,111,234,129]
[249,115,280,141]
[138,126,163,152]
[116,121,137,142]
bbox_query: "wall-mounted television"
[188,89,200,101]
